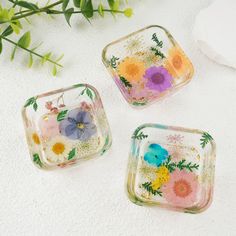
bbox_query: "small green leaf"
[1,25,13,37]
[33,153,43,167]
[24,97,36,107]
[57,110,68,121]
[0,39,2,54]
[80,0,84,8]
[18,31,31,48]
[8,8,15,19]
[41,52,52,65]
[107,0,115,9]
[200,132,213,148]
[63,0,70,11]
[68,148,76,160]
[64,8,74,26]
[109,55,119,68]
[86,88,93,100]
[10,23,20,34]
[73,0,81,8]
[81,89,86,95]
[16,1,39,10]
[120,76,132,88]
[73,84,85,88]
[113,0,120,11]
[52,65,57,76]
[150,47,165,59]
[98,3,104,17]
[11,46,17,61]
[28,53,33,68]
[132,131,148,140]
[152,33,163,48]
[142,182,162,197]
[80,0,93,18]
[33,102,38,111]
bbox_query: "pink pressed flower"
[38,114,60,139]
[168,146,182,162]
[129,83,149,100]
[162,170,199,208]
[167,134,184,144]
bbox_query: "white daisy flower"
[45,136,74,164]
[26,128,42,153]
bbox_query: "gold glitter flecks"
[43,115,49,121]
[196,154,201,161]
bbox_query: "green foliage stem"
[0,0,133,75]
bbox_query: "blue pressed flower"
[59,109,97,141]
[144,143,168,166]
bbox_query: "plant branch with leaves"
[0,0,133,75]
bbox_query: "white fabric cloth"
[193,0,236,69]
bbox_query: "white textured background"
[0,0,236,235]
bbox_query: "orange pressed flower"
[117,57,145,83]
[164,47,193,78]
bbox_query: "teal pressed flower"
[144,144,168,166]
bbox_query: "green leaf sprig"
[132,128,148,140]
[200,132,213,149]
[151,33,165,59]
[163,156,199,173]
[109,55,119,68]
[24,96,38,111]
[0,1,134,75]
[142,182,163,197]
[33,153,43,167]
[119,76,132,88]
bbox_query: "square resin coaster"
[102,25,194,107]
[22,84,112,170]
[126,124,216,213]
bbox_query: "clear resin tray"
[22,84,112,170]
[126,124,216,213]
[102,25,194,107]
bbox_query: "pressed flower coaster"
[22,84,112,170]
[102,25,194,107]
[126,124,216,213]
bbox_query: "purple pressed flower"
[59,109,97,141]
[144,66,173,92]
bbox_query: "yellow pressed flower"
[164,47,193,78]
[156,166,169,176]
[151,178,162,190]
[117,57,145,83]
[151,166,170,190]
